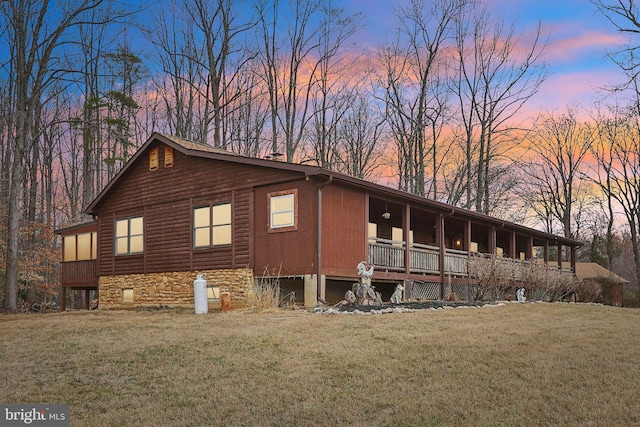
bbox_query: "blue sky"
[345,0,628,112]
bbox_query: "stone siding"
[98,268,253,308]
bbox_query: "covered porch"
[366,197,577,283]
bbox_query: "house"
[575,262,629,306]
[57,132,582,309]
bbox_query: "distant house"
[575,262,629,306]
[57,133,582,309]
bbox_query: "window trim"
[192,202,232,249]
[268,189,298,233]
[114,216,145,256]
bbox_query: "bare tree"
[335,93,386,180]
[377,0,468,195]
[150,4,209,142]
[590,102,640,299]
[521,108,595,238]
[257,0,359,162]
[185,0,256,148]
[224,61,271,157]
[302,2,363,168]
[592,0,640,85]
[451,7,548,213]
[0,0,130,310]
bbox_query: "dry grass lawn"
[2,303,640,426]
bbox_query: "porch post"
[404,204,411,275]
[489,226,496,255]
[510,232,516,259]
[61,286,66,311]
[84,289,90,310]
[558,243,563,269]
[570,246,576,273]
[543,240,549,264]
[528,237,534,260]
[364,192,370,262]
[437,213,445,299]
[465,220,472,279]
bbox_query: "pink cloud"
[545,30,627,63]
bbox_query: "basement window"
[207,286,220,300]
[268,189,297,232]
[122,288,134,304]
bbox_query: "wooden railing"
[410,243,439,274]
[369,238,405,271]
[444,248,468,276]
[369,241,574,278]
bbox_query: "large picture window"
[63,232,97,261]
[193,203,232,248]
[115,216,144,255]
[268,189,297,232]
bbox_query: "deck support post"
[304,274,325,307]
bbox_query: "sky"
[346,0,629,115]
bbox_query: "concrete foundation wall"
[98,268,253,308]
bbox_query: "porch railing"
[369,238,404,271]
[369,241,574,278]
[444,248,468,276]
[410,243,439,274]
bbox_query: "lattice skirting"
[410,282,441,300]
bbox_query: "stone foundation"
[98,268,253,308]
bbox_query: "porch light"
[382,202,391,220]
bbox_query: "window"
[207,286,220,300]
[122,288,134,303]
[268,190,297,231]
[193,203,232,248]
[149,148,159,171]
[63,232,97,261]
[115,216,144,255]
[164,146,174,168]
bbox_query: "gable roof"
[575,262,629,284]
[85,132,582,247]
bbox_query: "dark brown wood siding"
[96,141,300,276]
[254,180,317,276]
[321,185,366,277]
[60,260,98,287]
[145,199,191,272]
